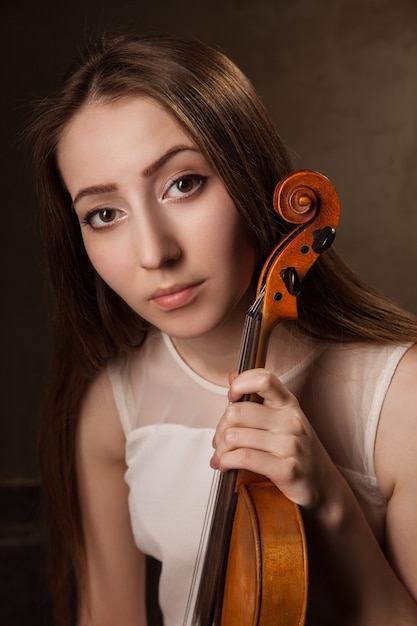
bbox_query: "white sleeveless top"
[108,330,410,626]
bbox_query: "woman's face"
[57,96,256,340]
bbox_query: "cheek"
[226,218,257,281]
[209,226,257,306]
[206,198,255,264]
[82,236,129,289]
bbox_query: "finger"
[228,368,293,407]
[214,424,303,460]
[210,445,312,508]
[212,443,287,477]
[228,369,237,386]
[217,399,302,437]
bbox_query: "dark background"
[1,0,417,623]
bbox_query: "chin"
[157,313,223,341]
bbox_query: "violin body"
[221,471,307,626]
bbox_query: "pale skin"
[57,96,417,625]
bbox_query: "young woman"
[29,34,417,625]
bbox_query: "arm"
[211,356,417,625]
[76,367,147,626]
[375,344,417,607]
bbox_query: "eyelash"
[80,174,209,231]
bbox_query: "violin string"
[237,287,264,375]
[183,469,222,625]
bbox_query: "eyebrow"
[72,144,199,207]
[141,144,198,177]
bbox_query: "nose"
[134,208,182,270]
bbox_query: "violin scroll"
[273,169,340,227]
[274,180,318,224]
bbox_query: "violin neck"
[237,312,262,375]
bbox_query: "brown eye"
[82,206,125,230]
[99,208,116,222]
[176,178,194,193]
[165,174,208,200]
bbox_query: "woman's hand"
[210,367,337,510]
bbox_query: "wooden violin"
[190,170,340,626]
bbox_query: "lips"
[150,282,203,310]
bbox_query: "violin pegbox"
[258,170,340,335]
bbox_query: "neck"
[170,318,314,388]
[170,292,255,387]
[170,324,245,388]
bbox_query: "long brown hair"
[29,33,417,625]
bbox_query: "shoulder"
[375,343,417,499]
[312,341,413,395]
[316,340,410,370]
[77,366,126,465]
[107,329,164,387]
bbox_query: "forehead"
[58,96,189,151]
[56,96,194,189]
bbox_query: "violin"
[190,170,340,626]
